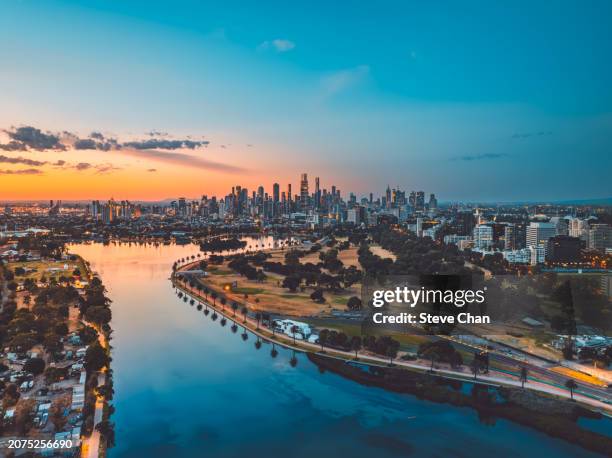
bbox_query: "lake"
[69,241,604,458]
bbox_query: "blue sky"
[1,0,611,201]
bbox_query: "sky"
[1,0,611,202]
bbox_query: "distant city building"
[473,224,493,249]
[588,224,611,253]
[526,222,556,255]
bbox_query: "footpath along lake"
[69,240,607,458]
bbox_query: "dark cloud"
[122,139,209,150]
[4,126,64,151]
[0,141,26,151]
[74,137,117,151]
[147,168,157,172]
[53,160,66,167]
[90,131,104,140]
[0,168,43,175]
[0,155,47,166]
[452,153,509,161]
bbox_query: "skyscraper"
[300,173,309,210]
[273,183,280,203]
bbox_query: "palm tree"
[290,325,299,345]
[231,302,238,317]
[270,344,278,358]
[220,317,227,327]
[565,379,578,400]
[204,308,210,316]
[211,291,218,306]
[470,357,481,380]
[220,297,227,310]
[197,303,203,311]
[211,312,218,321]
[255,338,262,350]
[519,367,528,388]
[189,298,195,306]
[255,312,262,330]
[351,336,362,359]
[241,329,249,341]
[231,324,238,334]
[241,306,248,323]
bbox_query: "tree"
[346,296,362,311]
[318,329,329,351]
[310,288,325,303]
[282,276,300,292]
[470,357,481,380]
[255,312,262,330]
[231,302,238,317]
[290,325,299,345]
[350,336,362,359]
[85,341,109,372]
[241,306,248,323]
[519,366,528,388]
[49,395,71,431]
[24,357,45,375]
[386,345,398,365]
[14,398,36,435]
[565,379,578,400]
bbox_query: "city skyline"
[1,1,611,201]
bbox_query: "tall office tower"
[178,197,187,216]
[273,183,280,203]
[588,224,611,253]
[408,191,416,208]
[473,224,494,249]
[314,177,320,208]
[287,184,292,202]
[428,193,438,210]
[504,224,516,250]
[385,186,392,209]
[300,173,309,210]
[369,193,373,204]
[526,222,557,255]
[416,191,425,210]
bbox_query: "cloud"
[94,163,121,174]
[147,168,157,172]
[511,131,553,139]
[258,39,295,52]
[122,148,245,173]
[0,124,243,174]
[122,139,209,150]
[2,126,64,151]
[321,65,370,95]
[0,168,43,175]
[452,153,510,161]
[0,155,47,166]
[75,162,92,170]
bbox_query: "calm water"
[69,241,603,458]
